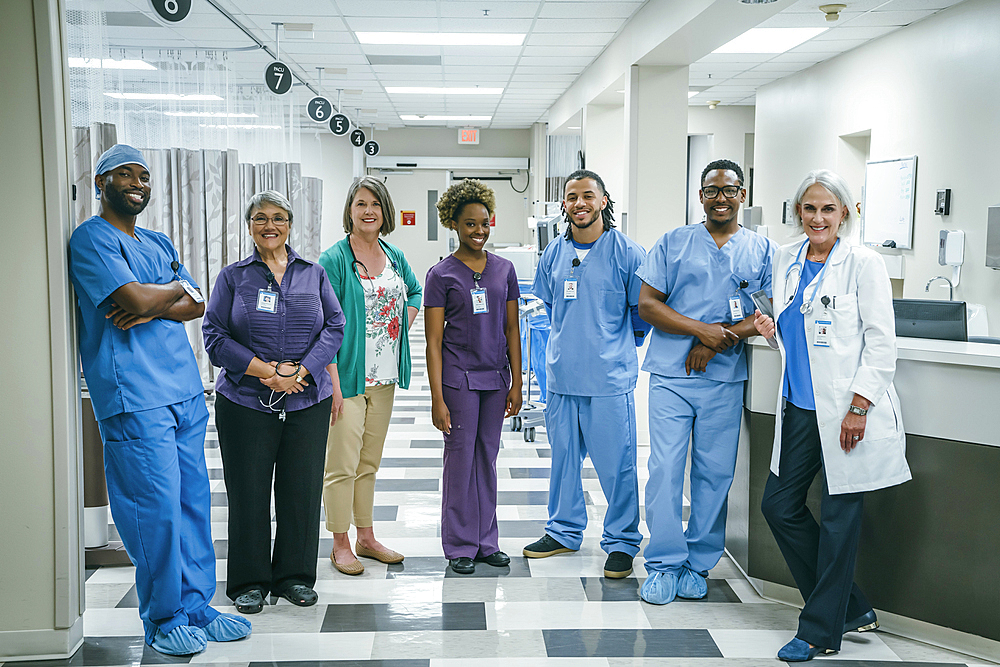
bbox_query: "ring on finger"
[852,435,860,440]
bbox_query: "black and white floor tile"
[15,316,996,666]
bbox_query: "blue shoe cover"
[150,625,207,655]
[203,613,252,642]
[639,571,678,605]
[677,567,708,599]
[777,637,833,662]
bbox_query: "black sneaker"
[603,551,633,578]
[475,551,511,567]
[523,534,576,558]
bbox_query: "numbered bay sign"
[329,113,350,136]
[364,140,380,156]
[265,61,293,95]
[350,129,366,147]
[307,97,332,123]
[149,0,191,22]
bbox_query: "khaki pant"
[322,383,396,533]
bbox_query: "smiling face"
[453,202,491,253]
[563,177,607,230]
[350,187,384,236]
[699,168,745,227]
[98,163,151,217]
[797,183,847,250]
[248,202,291,253]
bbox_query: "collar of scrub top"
[786,238,840,314]
[467,252,488,289]
[93,144,149,199]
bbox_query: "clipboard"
[751,289,779,350]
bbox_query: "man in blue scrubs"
[69,145,250,654]
[523,169,649,578]
[636,159,776,604]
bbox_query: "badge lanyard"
[257,269,278,313]
[564,257,580,300]
[729,278,749,321]
[471,261,489,315]
[171,260,205,304]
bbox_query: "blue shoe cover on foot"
[203,613,252,642]
[150,625,207,655]
[677,567,708,599]
[777,637,833,662]
[640,571,677,605]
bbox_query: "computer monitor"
[893,299,967,341]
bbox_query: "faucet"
[925,275,954,300]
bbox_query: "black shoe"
[844,609,879,634]
[603,551,634,579]
[476,551,511,567]
[270,584,318,607]
[523,535,575,558]
[233,589,264,614]
[449,557,476,574]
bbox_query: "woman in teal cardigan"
[319,177,422,575]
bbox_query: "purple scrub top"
[424,252,520,391]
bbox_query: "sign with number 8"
[149,0,191,22]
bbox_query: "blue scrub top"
[532,228,646,397]
[69,216,204,421]
[777,259,822,410]
[637,224,776,383]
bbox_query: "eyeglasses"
[251,215,289,227]
[702,185,742,199]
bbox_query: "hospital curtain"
[72,122,118,225]
[546,134,582,202]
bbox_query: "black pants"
[215,394,332,599]
[761,402,872,651]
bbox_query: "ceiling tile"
[526,32,614,45]
[332,1,438,17]
[814,26,899,41]
[790,38,868,52]
[849,10,937,26]
[538,2,643,19]
[439,2,541,19]
[520,45,603,57]
[344,17,442,31]
[531,17,626,32]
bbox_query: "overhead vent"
[366,55,442,66]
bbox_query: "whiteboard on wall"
[861,156,917,249]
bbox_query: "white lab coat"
[770,239,912,494]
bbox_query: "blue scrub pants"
[543,391,641,556]
[98,394,219,644]
[643,375,743,576]
[761,402,871,651]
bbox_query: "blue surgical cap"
[94,144,149,199]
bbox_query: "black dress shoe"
[270,584,318,607]
[234,589,264,614]
[476,551,511,567]
[449,557,476,574]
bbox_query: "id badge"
[178,279,205,304]
[728,295,744,321]
[564,279,578,300]
[813,320,831,347]
[256,289,277,313]
[471,288,489,314]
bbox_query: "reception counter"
[729,337,1000,660]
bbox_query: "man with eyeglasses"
[635,159,776,605]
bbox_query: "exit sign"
[458,128,480,145]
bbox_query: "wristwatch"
[848,404,868,416]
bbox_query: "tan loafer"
[356,541,404,564]
[330,549,364,575]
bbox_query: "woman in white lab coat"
[753,169,911,662]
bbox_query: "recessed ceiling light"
[688,91,699,98]
[567,126,581,130]
[713,28,828,54]
[400,115,492,121]
[105,92,225,101]
[357,32,524,46]
[386,87,503,95]
[69,57,156,70]
[164,111,257,118]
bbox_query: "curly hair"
[436,179,496,229]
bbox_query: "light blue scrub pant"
[543,392,642,556]
[98,394,219,644]
[643,375,744,576]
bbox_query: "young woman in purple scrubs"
[425,179,523,575]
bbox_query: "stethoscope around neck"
[348,236,397,286]
[785,238,838,315]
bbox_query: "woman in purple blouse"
[203,191,345,614]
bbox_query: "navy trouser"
[761,402,873,651]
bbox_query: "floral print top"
[363,264,405,386]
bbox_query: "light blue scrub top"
[637,224,776,383]
[532,228,646,397]
[777,259,822,410]
[69,216,204,421]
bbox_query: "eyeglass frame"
[701,185,744,199]
[250,214,290,227]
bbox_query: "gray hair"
[791,169,854,237]
[244,190,293,226]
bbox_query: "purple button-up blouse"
[203,246,346,413]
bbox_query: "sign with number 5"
[149,0,191,23]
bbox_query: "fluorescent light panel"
[69,57,156,70]
[165,111,257,118]
[104,93,225,101]
[713,28,828,54]
[357,32,524,46]
[386,87,503,95]
[200,124,282,130]
[400,115,491,121]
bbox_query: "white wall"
[754,0,1000,332]
[380,170,451,284]
[688,105,755,169]
[584,104,626,205]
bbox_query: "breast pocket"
[827,293,861,338]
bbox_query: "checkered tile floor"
[16,315,995,666]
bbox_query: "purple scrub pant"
[441,383,508,559]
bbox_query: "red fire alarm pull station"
[401,211,416,226]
